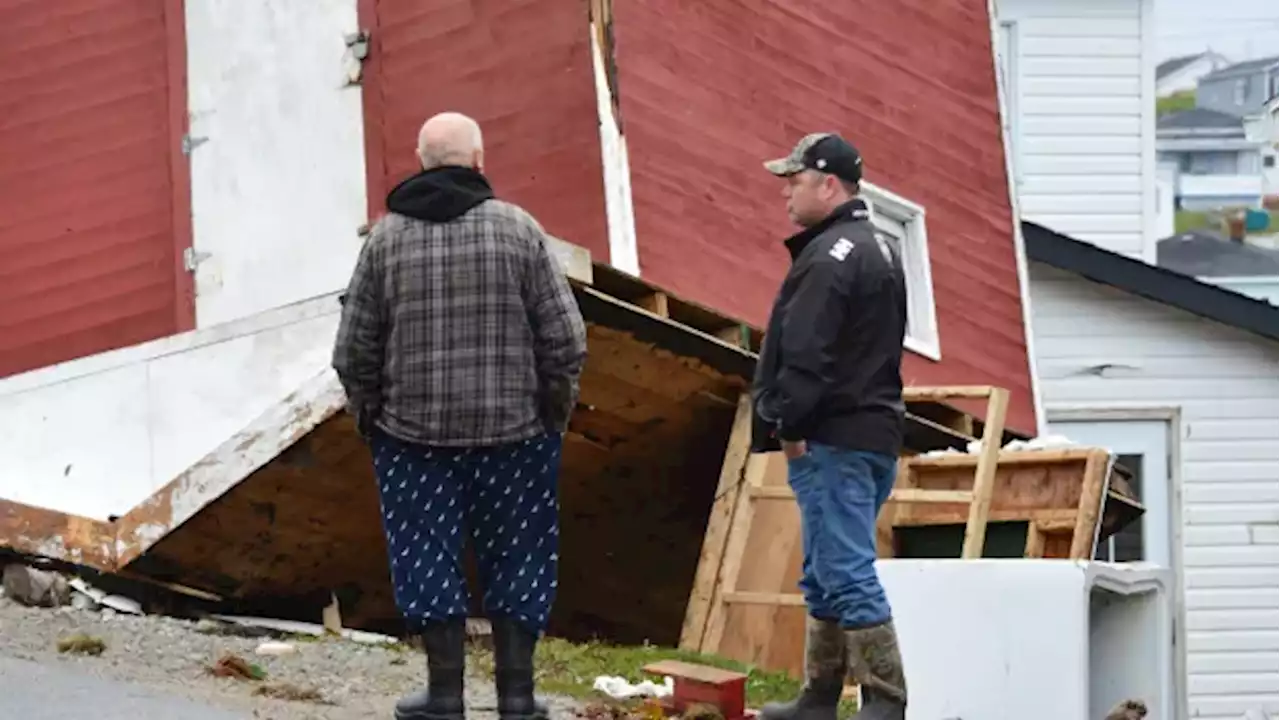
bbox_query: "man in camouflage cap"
[752,132,909,720]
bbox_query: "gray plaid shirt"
[332,199,587,447]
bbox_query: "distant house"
[1157,230,1280,304]
[1157,108,1267,210]
[1157,50,1232,97]
[996,1,1280,715]
[1243,96,1279,199]
[1196,56,1280,118]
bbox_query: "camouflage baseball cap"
[764,132,864,184]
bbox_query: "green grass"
[466,638,861,717]
[1157,90,1196,117]
[1176,209,1279,235]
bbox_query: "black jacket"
[750,198,908,456]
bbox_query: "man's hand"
[782,440,807,460]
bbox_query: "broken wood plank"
[680,394,753,651]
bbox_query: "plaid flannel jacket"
[332,199,588,447]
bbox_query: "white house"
[994,1,1280,719]
[1157,51,1232,98]
[994,0,1155,261]
[1243,96,1279,199]
[1158,107,1268,211]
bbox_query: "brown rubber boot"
[845,620,907,720]
[758,616,847,720]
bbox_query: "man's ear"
[473,148,485,173]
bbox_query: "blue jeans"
[788,442,897,628]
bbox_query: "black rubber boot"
[395,619,467,720]
[491,618,549,720]
[846,620,907,720]
[758,616,847,720]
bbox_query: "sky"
[1157,0,1278,62]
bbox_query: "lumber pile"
[680,385,1144,678]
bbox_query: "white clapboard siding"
[1029,264,1280,720]
[996,0,1153,259]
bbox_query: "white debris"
[255,640,298,656]
[209,614,400,646]
[1001,434,1083,452]
[591,674,674,699]
[68,577,143,615]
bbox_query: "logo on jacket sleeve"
[829,237,854,262]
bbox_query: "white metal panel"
[995,0,1150,259]
[1029,263,1280,719]
[0,294,343,520]
[185,0,368,327]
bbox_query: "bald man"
[333,111,587,720]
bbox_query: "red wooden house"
[0,0,1039,650]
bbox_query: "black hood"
[386,166,495,222]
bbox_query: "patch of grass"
[466,638,860,717]
[1157,90,1196,117]
[1176,209,1279,235]
[56,633,106,656]
[253,682,332,704]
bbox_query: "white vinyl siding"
[1029,264,1280,720]
[995,0,1152,259]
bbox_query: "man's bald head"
[416,112,484,171]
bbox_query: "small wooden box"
[642,660,749,720]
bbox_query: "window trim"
[860,181,941,361]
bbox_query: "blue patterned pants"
[369,428,562,636]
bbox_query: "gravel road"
[0,593,582,719]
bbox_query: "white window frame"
[996,20,1021,186]
[860,181,941,361]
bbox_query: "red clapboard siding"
[0,0,192,378]
[357,0,609,262]
[609,0,1037,434]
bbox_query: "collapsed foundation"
[1,260,1145,677]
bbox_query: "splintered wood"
[680,385,1132,679]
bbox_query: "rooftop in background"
[1157,229,1280,278]
[1200,55,1280,83]
[1157,52,1217,79]
[1157,107,1245,131]
[1023,222,1278,340]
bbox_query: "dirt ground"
[0,593,583,719]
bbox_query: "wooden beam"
[1069,450,1111,560]
[903,386,995,402]
[679,394,753,650]
[545,235,593,284]
[723,591,807,607]
[1024,522,1046,558]
[638,292,670,317]
[698,453,770,653]
[960,387,1009,559]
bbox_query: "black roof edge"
[1022,221,1278,341]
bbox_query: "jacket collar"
[783,198,871,260]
